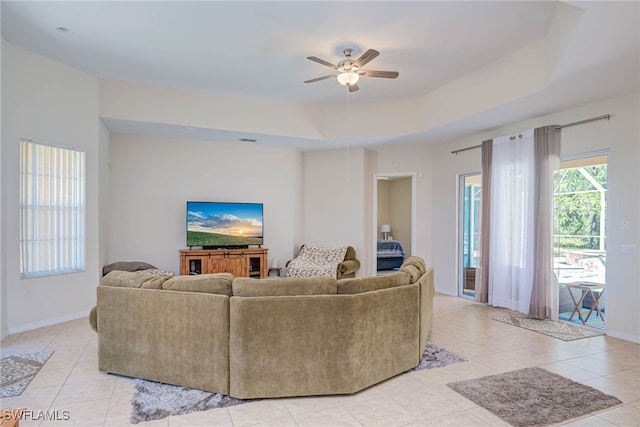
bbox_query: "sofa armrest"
[89,306,98,332]
[418,268,434,357]
[337,259,360,279]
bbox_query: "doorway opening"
[373,173,416,276]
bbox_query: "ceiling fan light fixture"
[305,48,397,91]
[337,71,360,86]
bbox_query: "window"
[20,139,86,277]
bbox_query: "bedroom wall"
[431,91,640,343]
[389,178,412,257]
[108,134,302,273]
[1,41,102,333]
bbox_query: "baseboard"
[435,288,457,297]
[606,329,640,344]
[7,310,90,335]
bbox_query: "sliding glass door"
[457,153,608,328]
[555,154,607,329]
[458,173,481,299]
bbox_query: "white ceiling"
[2,1,639,150]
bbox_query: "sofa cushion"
[337,271,411,294]
[102,261,157,276]
[100,270,171,289]
[138,268,174,277]
[162,273,234,295]
[232,277,337,297]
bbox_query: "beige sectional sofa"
[91,257,434,399]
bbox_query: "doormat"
[0,351,54,397]
[492,313,604,341]
[447,367,622,426]
[131,342,466,423]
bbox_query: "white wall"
[98,121,110,270]
[372,146,433,269]
[1,41,102,333]
[430,92,640,342]
[108,134,302,273]
[99,79,325,141]
[0,25,6,339]
[302,148,368,274]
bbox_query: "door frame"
[372,172,417,277]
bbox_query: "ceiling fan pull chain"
[346,87,351,182]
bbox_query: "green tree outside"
[554,165,607,252]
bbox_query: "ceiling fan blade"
[360,70,399,79]
[307,56,337,69]
[348,83,359,92]
[354,49,380,68]
[304,74,338,83]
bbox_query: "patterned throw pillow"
[298,244,348,264]
[287,245,348,278]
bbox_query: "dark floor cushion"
[102,261,157,276]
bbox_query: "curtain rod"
[450,114,610,155]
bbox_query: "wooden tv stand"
[179,248,268,278]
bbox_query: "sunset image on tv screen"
[187,202,263,247]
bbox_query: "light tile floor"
[1,294,638,426]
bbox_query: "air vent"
[239,138,258,143]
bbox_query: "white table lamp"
[380,224,391,240]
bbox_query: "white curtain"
[487,130,536,313]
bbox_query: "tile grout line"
[40,322,96,421]
[102,374,119,427]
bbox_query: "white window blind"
[20,139,86,277]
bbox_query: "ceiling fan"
[304,48,399,92]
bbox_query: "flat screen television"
[186,201,263,248]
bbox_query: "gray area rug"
[130,342,464,423]
[130,379,248,424]
[493,314,604,341]
[447,367,622,427]
[408,342,467,371]
[0,351,54,397]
